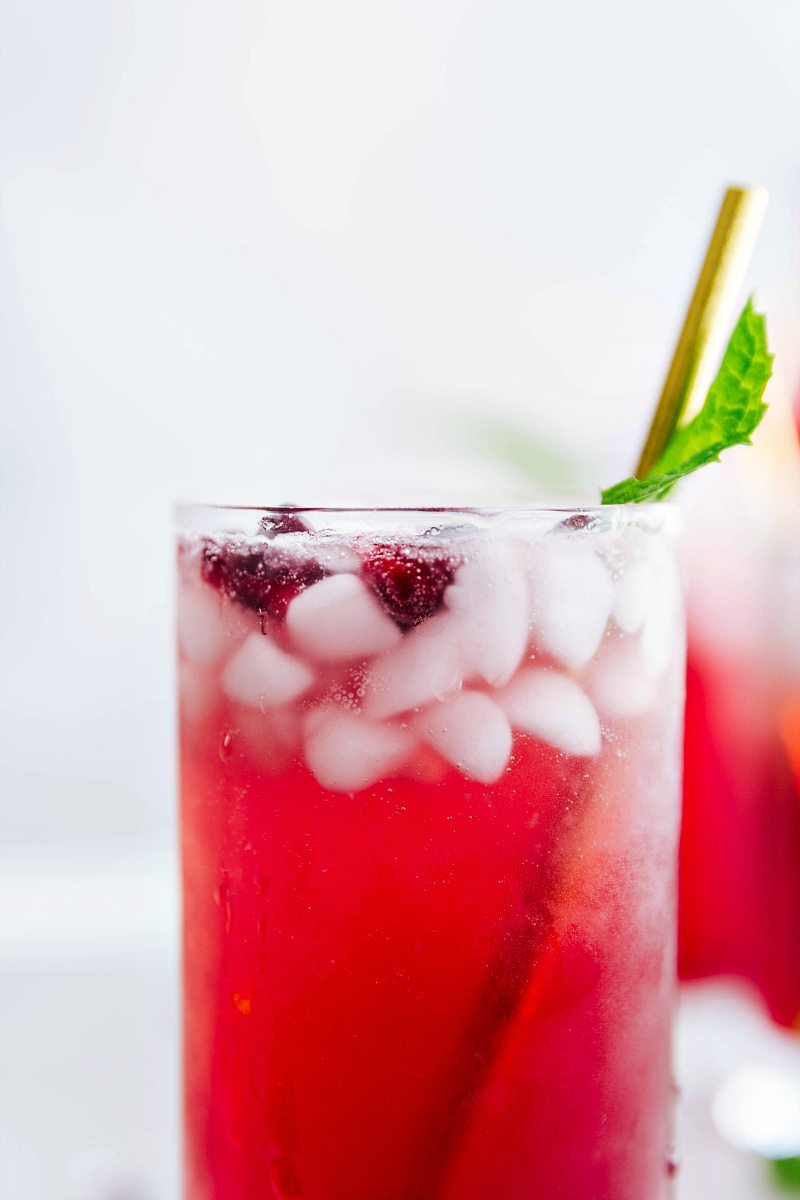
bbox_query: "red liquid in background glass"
[179,515,682,1200]
[679,642,800,1028]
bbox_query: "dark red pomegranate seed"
[362,543,455,629]
[559,513,592,531]
[201,540,326,621]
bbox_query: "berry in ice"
[362,543,456,629]
[201,540,327,620]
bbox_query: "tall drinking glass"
[176,504,685,1200]
[680,531,800,1027]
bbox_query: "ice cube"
[363,611,463,719]
[640,549,684,676]
[286,573,402,662]
[497,667,601,756]
[585,637,659,720]
[529,543,613,669]
[444,542,529,686]
[222,632,314,708]
[178,585,229,666]
[303,706,414,792]
[612,560,655,634]
[416,691,512,783]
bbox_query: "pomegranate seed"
[201,540,326,621]
[362,543,455,630]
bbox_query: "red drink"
[677,451,800,1028]
[680,608,800,1027]
[178,506,684,1200]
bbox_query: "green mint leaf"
[601,299,772,504]
[770,1156,800,1194]
[601,440,739,503]
[655,297,772,473]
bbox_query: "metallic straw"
[636,185,768,478]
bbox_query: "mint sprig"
[601,299,773,504]
[771,1156,800,1194]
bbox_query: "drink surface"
[178,507,684,1200]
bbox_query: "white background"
[1,1,798,1197]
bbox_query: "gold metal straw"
[636,185,769,478]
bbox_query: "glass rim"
[175,500,676,516]
[175,500,680,536]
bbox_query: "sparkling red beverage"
[178,505,685,1200]
[677,417,800,1029]
[679,592,800,1028]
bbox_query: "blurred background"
[1,1,799,1197]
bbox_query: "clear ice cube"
[498,667,601,756]
[415,690,512,783]
[303,706,414,792]
[222,633,314,709]
[445,543,529,687]
[529,543,613,669]
[286,573,402,662]
[363,612,463,719]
